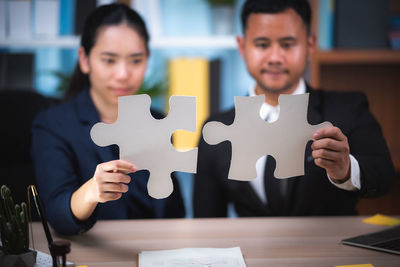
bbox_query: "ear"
[78,47,90,74]
[306,34,316,62]
[236,35,246,61]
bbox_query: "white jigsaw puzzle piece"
[203,93,332,181]
[90,94,198,199]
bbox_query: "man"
[193,0,395,217]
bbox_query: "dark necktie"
[264,155,286,216]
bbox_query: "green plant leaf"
[137,79,168,98]
[0,185,30,255]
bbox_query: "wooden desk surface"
[30,217,399,267]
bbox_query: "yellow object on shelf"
[168,58,210,150]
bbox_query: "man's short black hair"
[241,0,312,34]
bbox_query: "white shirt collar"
[249,79,306,122]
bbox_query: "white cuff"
[327,154,361,191]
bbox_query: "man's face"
[238,9,314,95]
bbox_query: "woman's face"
[79,23,148,107]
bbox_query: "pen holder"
[49,240,71,267]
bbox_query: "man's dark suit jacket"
[31,89,184,235]
[193,87,395,217]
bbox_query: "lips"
[110,87,132,96]
[267,72,285,76]
[261,69,289,75]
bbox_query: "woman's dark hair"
[241,0,311,35]
[64,3,149,101]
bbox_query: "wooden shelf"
[310,49,400,87]
[151,36,237,49]
[313,49,400,64]
[0,36,237,50]
[0,36,81,48]
[310,0,400,215]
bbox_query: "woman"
[31,4,184,235]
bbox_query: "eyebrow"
[253,37,270,42]
[279,37,297,42]
[100,52,146,57]
[253,36,297,42]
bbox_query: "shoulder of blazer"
[32,90,98,139]
[33,97,76,127]
[309,88,370,132]
[308,84,368,107]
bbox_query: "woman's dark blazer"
[32,89,184,235]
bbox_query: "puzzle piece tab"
[202,93,332,181]
[90,94,198,199]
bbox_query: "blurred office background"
[0,0,399,217]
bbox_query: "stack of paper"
[139,247,247,267]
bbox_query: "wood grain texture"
[30,217,400,267]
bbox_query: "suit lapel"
[229,180,269,214]
[222,108,270,214]
[75,89,115,164]
[306,85,323,125]
[244,181,268,210]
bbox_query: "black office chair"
[0,89,59,220]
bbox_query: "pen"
[29,185,53,248]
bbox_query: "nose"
[115,62,130,80]
[267,44,284,65]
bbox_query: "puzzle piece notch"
[202,93,332,181]
[90,94,198,199]
[203,96,267,180]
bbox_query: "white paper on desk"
[139,247,247,267]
